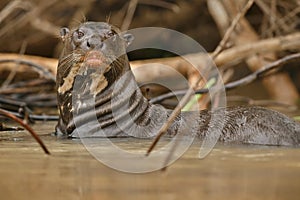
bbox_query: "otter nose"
[86,37,104,50]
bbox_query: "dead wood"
[208,0,299,105]
[0,53,57,75]
[147,0,255,157]
[1,29,300,84]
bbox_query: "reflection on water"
[0,122,300,200]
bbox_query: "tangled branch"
[150,52,300,103]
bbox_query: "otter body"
[56,22,300,146]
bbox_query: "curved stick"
[0,108,50,155]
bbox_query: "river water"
[0,121,300,200]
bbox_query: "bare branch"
[0,108,51,154]
[121,0,139,31]
[146,0,255,156]
[150,52,300,103]
[0,59,55,81]
[211,0,254,59]
[139,0,180,12]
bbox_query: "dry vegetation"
[0,0,300,122]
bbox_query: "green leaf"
[182,78,216,111]
[294,116,300,121]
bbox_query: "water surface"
[0,122,299,200]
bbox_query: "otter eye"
[77,30,84,39]
[106,30,115,38]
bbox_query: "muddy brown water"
[0,121,300,200]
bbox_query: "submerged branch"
[0,108,51,154]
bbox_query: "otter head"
[57,22,134,96]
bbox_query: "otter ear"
[122,33,134,47]
[60,27,70,42]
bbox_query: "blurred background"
[0,0,300,113]
[0,0,223,58]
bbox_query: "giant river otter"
[55,22,300,146]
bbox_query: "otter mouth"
[83,50,106,68]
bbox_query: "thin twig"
[0,96,58,120]
[0,108,50,154]
[0,0,32,23]
[2,41,28,88]
[280,7,300,27]
[3,110,58,121]
[255,0,290,34]
[0,123,23,131]
[0,59,56,81]
[0,0,58,38]
[121,0,139,31]
[211,0,255,59]
[1,78,53,91]
[0,85,54,95]
[30,18,60,36]
[150,52,300,103]
[0,95,27,107]
[146,0,255,156]
[139,0,180,12]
